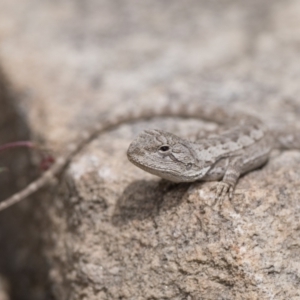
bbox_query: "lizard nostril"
[127,142,143,160]
[127,143,135,156]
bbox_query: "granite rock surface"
[0,0,300,299]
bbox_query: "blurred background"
[1,0,300,299]
[1,0,300,139]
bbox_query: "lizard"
[127,117,272,201]
[0,102,299,211]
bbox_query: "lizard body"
[127,117,273,199]
[0,103,298,211]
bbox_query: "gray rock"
[0,0,300,299]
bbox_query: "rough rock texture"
[1,0,300,299]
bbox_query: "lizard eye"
[159,145,170,152]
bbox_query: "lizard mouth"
[127,151,179,180]
[127,154,193,183]
[134,162,183,182]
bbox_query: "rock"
[0,0,300,299]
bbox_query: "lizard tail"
[0,157,68,211]
[0,102,251,211]
[275,129,300,150]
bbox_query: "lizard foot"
[210,182,234,205]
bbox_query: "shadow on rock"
[0,66,54,300]
[112,179,190,226]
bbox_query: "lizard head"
[127,129,211,182]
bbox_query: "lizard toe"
[228,186,234,200]
[210,182,232,205]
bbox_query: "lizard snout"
[127,140,143,163]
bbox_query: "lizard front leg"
[211,156,243,203]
